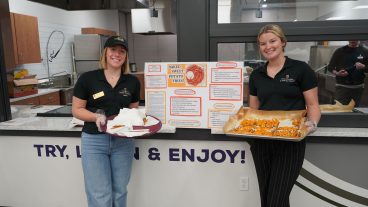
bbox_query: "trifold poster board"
[144,62,244,129]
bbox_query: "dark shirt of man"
[328,43,368,85]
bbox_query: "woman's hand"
[95,110,106,132]
[304,119,317,135]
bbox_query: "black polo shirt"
[249,57,317,111]
[73,69,140,134]
[328,45,368,85]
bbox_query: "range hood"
[131,0,176,35]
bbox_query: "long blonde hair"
[99,48,130,74]
[257,24,287,50]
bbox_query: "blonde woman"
[72,36,140,207]
[248,24,320,207]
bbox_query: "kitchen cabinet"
[12,91,60,105]
[81,27,117,36]
[2,12,17,71]
[38,92,60,105]
[11,96,39,105]
[8,12,41,66]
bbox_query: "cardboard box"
[7,74,38,98]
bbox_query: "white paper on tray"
[106,115,159,137]
[113,108,146,126]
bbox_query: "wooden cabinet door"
[11,96,40,105]
[39,92,60,105]
[2,12,17,70]
[12,13,41,64]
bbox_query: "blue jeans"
[81,132,135,207]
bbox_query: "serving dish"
[100,115,162,138]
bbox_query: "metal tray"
[226,132,306,142]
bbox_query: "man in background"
[328,40,368,106]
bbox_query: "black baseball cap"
[104,36,128,51]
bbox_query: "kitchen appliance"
[59,87,74,105]
[73,34,109,75]
[131,0,176,35]
[51,73,72,88]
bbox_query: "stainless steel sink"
[37,75,74,105]
[38,74,72,89]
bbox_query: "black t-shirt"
[73,69,140,134]
[249,57,317,110]
[328,45,368,85]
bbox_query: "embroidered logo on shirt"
[119,88,131,96]
[93,91,105,99]
[280,74,296,83]
[357,54,364,60]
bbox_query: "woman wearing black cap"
[72,36,140,207]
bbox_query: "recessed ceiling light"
[352,5,368,9]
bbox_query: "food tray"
[223,107,308,142]
[225,131,307,142]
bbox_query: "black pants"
[335,86,364,106]
[250,139,306,207]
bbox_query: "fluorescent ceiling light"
[326,16,345,20]
[262,4,268,8]
[352,5,368,9]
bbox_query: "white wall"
[218,0,368,23]
[316,0,368,20]
[9,0,119,79]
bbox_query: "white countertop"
[0,115,367,138]
[10,88,61,103]
[2,105,80,131]
[2,105,176,134]
[0,116,81,131]
[1,105,367,137]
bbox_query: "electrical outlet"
[239,176,249,191]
